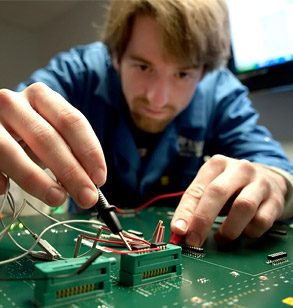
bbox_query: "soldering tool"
[95,187,132,251]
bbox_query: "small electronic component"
[181,244,205,258]
[33,254,116,307]
[282,297,293,306]
[119,243,182,286]
[230,271,240,277]
[267,228,287,237]
[150,242,167,249]
[190,296,203,304]
[266,251,288,265]
[197,277,209,284]
[132,244,150,251]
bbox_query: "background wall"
[0,0,109,89]
[249,87,293,160]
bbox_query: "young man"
[0,0,292,247]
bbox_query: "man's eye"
[178,72,189,79]
[138,64,148,71]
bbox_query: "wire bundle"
[0,178,181,268]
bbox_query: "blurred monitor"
[226,0,293,91]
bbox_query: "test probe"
[95,187,132,251]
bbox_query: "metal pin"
[73,235,82,257]
[118,231,132,251]
[92,227,103,249]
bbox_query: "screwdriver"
[94,187,132,251]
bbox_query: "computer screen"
[226,0,293,91]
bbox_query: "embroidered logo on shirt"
[178,136,204,157]
[138,148,148,158]
[160,176,170,186]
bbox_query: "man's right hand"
[0,82,107,209]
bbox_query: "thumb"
[170,185,204,246]
[170,186,204,233]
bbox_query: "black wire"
[0,249,103,281]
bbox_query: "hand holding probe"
[94,187,132,251]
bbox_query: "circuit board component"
[266,251,288,265]
[119,243,182,286]
[33,254,116,307]
[181,244,205,258]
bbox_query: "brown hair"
[102,0,231,73]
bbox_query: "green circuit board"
[0,206,293,308]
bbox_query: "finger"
[213,181,267,244]
[243,195,284,238]
[1,87,98,208]
[171,184,205,236]
[20,141,47,169]
[185,158,255,246]
[171,155,227,236]
[24,83,107,186]
[0,124,67,206]
[0,172,8,195]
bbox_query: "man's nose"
[146,76,170,108]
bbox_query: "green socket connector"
[34,254,116,307]
[119,244,182,286]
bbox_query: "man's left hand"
[170,154,288,246]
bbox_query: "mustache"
[132,97,173,112]
[133,97,150,106]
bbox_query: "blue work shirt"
[16,42,293,210]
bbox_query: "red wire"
[80,234,136,246]
[104,247,162,254]
[115,191,185,213]
[158,226,165,242]
[154,221,163,243]
[100,227,151,246]
[80,234,162,254]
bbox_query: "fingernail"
[46,187,66,205]
[186,231,201,247]
[169,232,183,245]
[78,187,98,207]
[91,168,106,186]
[174,219,188,232]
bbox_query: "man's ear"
[111,52,120,72]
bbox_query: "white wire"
[25,199,99,236]
[0,187,104,263]
[5,194,44,253]
[0,198,30,253]
[0,219,106,265]
[0,183,27,241]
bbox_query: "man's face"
[112,15,204,134]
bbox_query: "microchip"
[132,244,150,251]
[181,244,205,258]
[150,242,167,249]
[267,251,287,260]
[267,251,288,265]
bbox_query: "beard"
[128,98,175,134]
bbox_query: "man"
[0,0,292,247]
